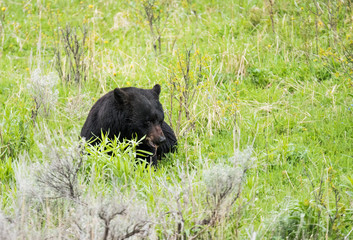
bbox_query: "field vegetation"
[0,0,352,239]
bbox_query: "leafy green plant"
[247,67,271,88]
[0,104,33,164]
[83,133,152,187]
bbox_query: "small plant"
[98,199,151,240]
[249,7,263,27]
[83,133,152,185]
[0,211,15,240]
[27,68,58,123]
[10,128,153,239]
[54,24,88,83]
[200,147,253,231]
[167,45,206,135]
[247,67,271,88]
[0,101,33,166]
[134,0,171,54]
[155,147,253,239]
[37,146,83,200]
[270,166,350,239]
[201,164,245,228]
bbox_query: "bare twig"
[98,206,126,240]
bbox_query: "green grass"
[0,0,353,238]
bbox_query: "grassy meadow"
[0,0,353,239]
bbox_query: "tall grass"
[0,0,352,238]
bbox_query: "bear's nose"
[158,136,166,144]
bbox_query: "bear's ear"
[114,88,129,105]
[152,84,161,96]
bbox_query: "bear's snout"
[146,124,166,147]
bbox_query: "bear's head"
[113,84,166,151]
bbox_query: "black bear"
[80,84,177,165]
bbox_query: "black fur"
[81,84,177,165]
